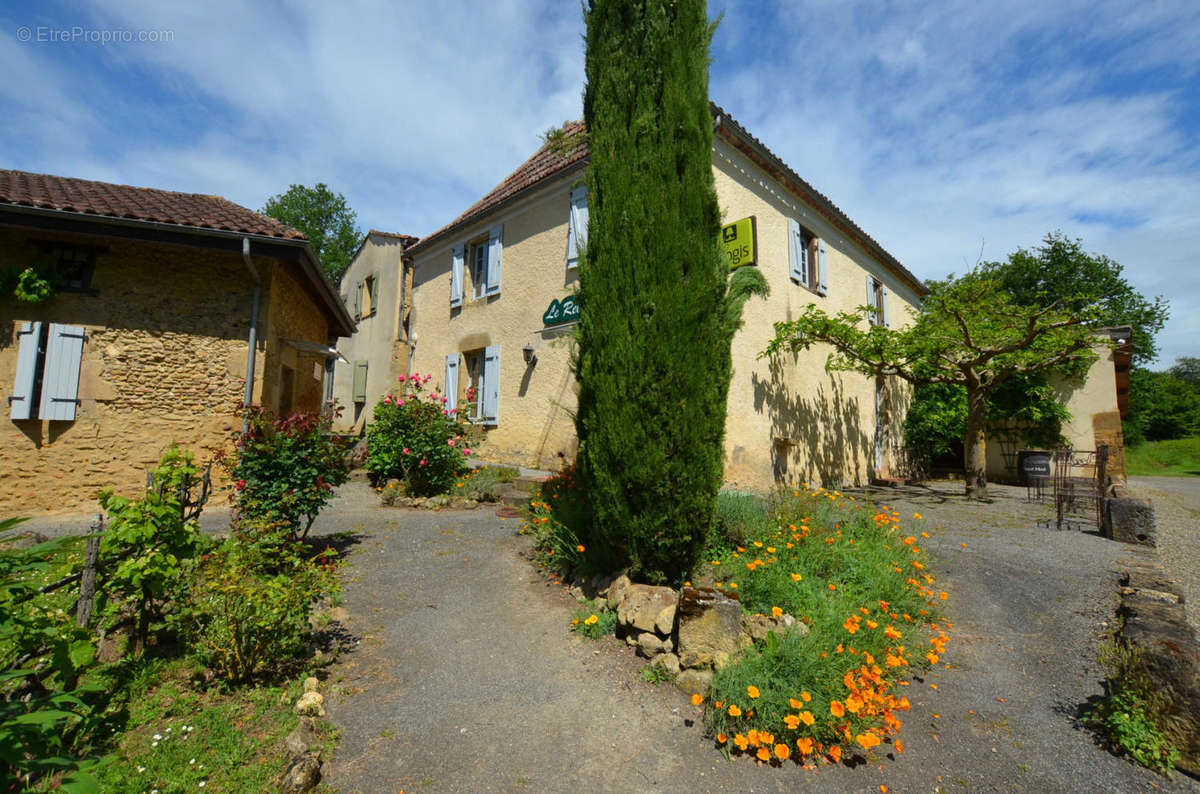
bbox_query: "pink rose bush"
[366,373,474,496]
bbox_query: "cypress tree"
[576,0,753,584]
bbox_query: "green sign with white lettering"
[721,215,757,270]
[543,295,580,326]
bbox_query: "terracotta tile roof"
[410,122,587,253]
[366,229,420,245]
[0,169,305,240]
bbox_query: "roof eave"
[0,202,356,337]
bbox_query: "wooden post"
[75,513,103,628]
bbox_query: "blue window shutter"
[450,245,464,308]
[482,344,500,424]
[39,323,84,421]
[10,321,43,420]
[817,239,828,294]
[486,225,503,296]
[567,185,588,269]
[445,354,459,413]
[882,285,891,328]
[787,218,803,284]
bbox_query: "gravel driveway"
[314,480,1199,793]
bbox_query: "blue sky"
[2,0,1197,365]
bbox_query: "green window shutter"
[481,344,500,425]
[352,360,368,403]
[450,245,464,308]
[369,274,380,315]
[486,225,503,296]
[354,281,363,320]
[9,321,43,420]
[445,354,459,413]
[39,323,85,421]
[881,284,891,328]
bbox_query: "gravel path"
[314,480,1199,793]
[1128,476,1200,636]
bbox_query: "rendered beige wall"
[985,344,1125,481]
[0,229,334,513]
[332,236,410,431]
[408,142,922,489]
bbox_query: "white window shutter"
[481,344,500,424]
[787,218,804,285]
[882,285,891,328]
[486,225,503,296]
[567,185,588,269]
[10,321,43,420]
[866,275,878,325]
[450,245,464,308]
[445,354,459,413]
[817,239,828,294]
[39,323,85,421]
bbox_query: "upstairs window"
[451,224,503,307]
[53,245,96,292]
[566,184,588,269]
[787,218,826,294]
[866,275,890,327]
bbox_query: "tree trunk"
[964,384,989,500]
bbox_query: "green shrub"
[224,407,349,541]
[98,446,209,653]
[522,466,591,573]
[0,518,104,791]
[174,534,338,684]
[366,373,472,497]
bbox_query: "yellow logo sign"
[721,216,757,270]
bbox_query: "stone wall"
[1,228,335,514]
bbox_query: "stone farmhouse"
[0,169,354,513]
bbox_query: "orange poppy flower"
[789,697,803,709]
[716,733,727,744]
[796,736,814,755]
[576,544,586,553]
[790,572,802,581]
[728,704,742,717]
[747,729,759,746]
[774,743,791,760]
[784,714,800,730]
[830,700,845,718]
[939,591,948,600]
[691,693,703,706]
[734,733,749,751]
[884,625,902,640]
[845,695,863,714]
[801,691,812,702]
[828,745,842,762]
[747,685,760,699]
[895,739,904,754]
[771,606,783,619]
[800,710,815,726]
[756,747,771,762]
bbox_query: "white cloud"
[1,0,1196,363]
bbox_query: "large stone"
[676,587,742,669]
[650,652,681,676]
[295,691,326,717]
[285,717,320,757]
[655,604,677,635]
[1103,496,1156,546]
[675,668,713,696]
[617,584,678,633]
[606,574,632,610]
[636,632,673,658]
[279,751,321,793]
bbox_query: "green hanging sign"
[722,215,757,270]
[543,295,580,326]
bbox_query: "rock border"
[1114,553,1200,778]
